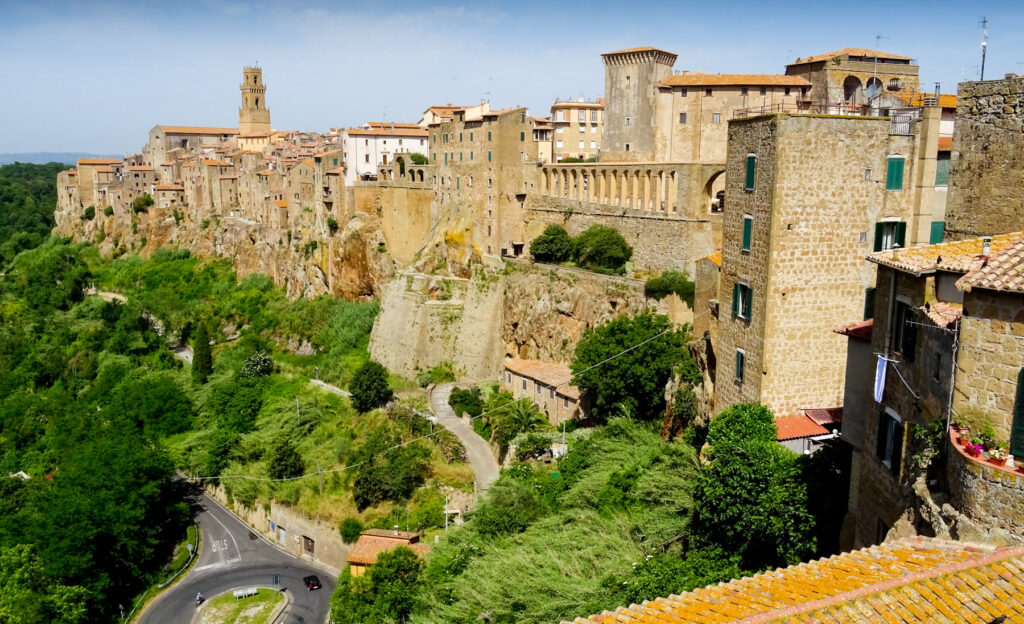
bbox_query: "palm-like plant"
[492,398,548,448]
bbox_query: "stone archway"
[395,156,406,176]
[866,77,883,100]
[843,76,864,106]
[703,168,726,214]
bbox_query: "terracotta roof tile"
[77,158,122,165]
[920,301,962,328]
[567,538,1024,624]
[273,200,287,208]
[347,530,428,566]
[788,48,913,65]
[894,92,958,109]
[126,165,154,171]
[803,407,843,427]
[156,125,238,135]
[938,136,953,151]
[660,73,810,88]
[505,358,580,400]
[202,159,231,167]
[154,182,184,191]
[346,127,428,138]
[776,415,829,440]
[834,319,873,341]
[551,101,604,110]
[868,231,1024,275]
[957,233,1024,294]
[702,251,722,267]
[602,46,677,57]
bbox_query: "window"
[563,396,569,409]
[625,117,631,127]
[364,154,369,163]
[488,177,492,188]
[1012,368,1024,457]
[735,349,746,381]
[579,141,585,149]
[741,215,753,251]
[557,110,566,121]
[741,87,748,96]
[591,126,597,134]
[520,132,525,141]
[886,156,905,190]
[591,141,597,149]
[579,110,586,122]
[469,176,473,187]
[864,287,876,320]
[875,409,904,475]
[549,387,555,399]
[333,158,338,166]
[591,111,598,122]
[522,378,527,390]
[556,140,563,148]
[864,167,872,180]
[625,143,630,152]
[732,282,753,319]
[680,88,688,97]
[456,177,460,189]
[459,152,463,161]
[470,132,473,141]
[679,112,687,124]
[713,112,721,124]
[784,87,791,96]
[929,221,945,244]
[935,152,951,185]
[891,300,917,362]
[626,75,630,85]
[745,154,756,190]
[487,150,492,161]
[521,113,526,123]
[536,382,541,395]
[470,152,474,161]
[557,127,564,134]
[705,88,712,96]
[760,87,767,96]
[488,131,492,141]
[579,125,585,133]
[507,372,512,383]
[873,221,906,251]
[801,87,807,97]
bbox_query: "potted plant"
[981,424,997,451]
[967,443,983,458]
[957,427,971,446]
[989,446,1008,466]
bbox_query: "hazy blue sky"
[2,0,1022,154]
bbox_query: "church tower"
[239,66,271,135]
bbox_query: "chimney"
[891,243,901,260]
[982,236,992,256]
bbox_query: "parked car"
[303,575,322,591]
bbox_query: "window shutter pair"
[745,155,756,190]
[873,222,885,252]
[894,221,907,248]
[732,283,753,318]
[886,157,905,190]
[743,287,752,318]
[742,217,753,251]
[732,283,741,316]
[864,288,876,320]
[1012,368,1024,457]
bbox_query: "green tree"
[330,546,422,624]
[326,217,339,234]
[103,206,114,217]
[490,398,547,448]
[572,225,632,272]
[0,545,89,624]
[352,443,430,510]
[644,270,695,306]
[529,224,574,263]
[571,313,685,420]
[409,152,429,165]
[81,206,95,221]
[350,360,392,413]
[268,438,305,480]
[131,193,154,213]
[339,517,364,544]
[241,350,274,378]
[191,321,213,384]
[448,387,483,418]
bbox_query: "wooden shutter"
[1012,368,1024,457]
[864,287,876,320]
[890,420,904,477]
[742,217,752,251]
[736,350,745,381]
[732,283,741,316]
[895,221,907,248]
[876,411,888,460]
[873,222,885,252]
[886,157,905,190]
[742,287,752,318]
[745,155,756,190]
[929,221,945,244]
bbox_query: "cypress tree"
[192,322,213,384]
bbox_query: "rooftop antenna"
[979,16,989,80]
[872,35,890,101]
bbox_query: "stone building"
[346,529,429,578]
[714,111,940,420]
[501,358,584,425]
[143,126,238,171]
[599,46,677,162]
[944,74,1024,240]
[785,48,920,111]
[238,66,271,136]
[341,123,429,185]
[550,98,603,162]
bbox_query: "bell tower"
[239,66,271,135]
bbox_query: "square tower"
[599,46,677,162]
[239,66,271,136]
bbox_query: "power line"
[187,327,676,483]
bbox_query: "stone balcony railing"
[377,164,434,188]
[538,163,684,214]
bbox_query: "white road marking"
[203,499,242,563]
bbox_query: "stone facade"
[944,74,1024,240]
[716,113,923,419]
[785,48,920,110]
[947,439,1024,546]
[692,252,721,342]
[551,99,603,162]
[600,47,677,162]
[238,66,271,136]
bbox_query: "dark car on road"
[303,575,322,590]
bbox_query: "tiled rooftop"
[868,232,1024,275]
[803,407,842,427]
[659,73,810,88]
[602,46,676,57]
[957,233,1024,294]
[156,125,239,135]
[347,530,429,566]
[566,537,1024,624]
[505,358,580,400]
[921,301,962,328]
[895,92,958,109]
[788,48,912,65]
[834,319,873,341]
[77,158,122,165]
[775,415,829,440]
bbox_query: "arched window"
[1012,368,1024,457]
[255,98,259,108]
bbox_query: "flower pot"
[990,457,1007,467]
[958,435,969,446]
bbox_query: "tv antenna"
[872,35,890,100]
[979,16,989,80]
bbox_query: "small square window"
[760,87,767,96]
[679,112,687,124]
[741,87,748,96]
[713,112,721,124]
[705,88,712,96]
[785,87,791,96]
[680,88,687,97]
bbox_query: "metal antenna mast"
[872,34,890,102]
[979,16,989,80]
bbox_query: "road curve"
[138,487,334,624]
[429,383,500,495]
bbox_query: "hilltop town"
[42,41,1024,622]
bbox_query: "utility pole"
[296,397,300,428]
[980,16,989,80]
[317,462,323,495]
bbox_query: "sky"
[1,0,1023,155]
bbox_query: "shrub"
[241,350,274,378]
[268,437,305,480]
[572,225,632,272]
[327,217,339,234]
[529,225,574,263]
[191,322,213,384]
[409,152,429,165]
[416,361,455,387]
[103,205,114,217]
[339,517,364,544]
[490,398,548,449]
[470,480,546,537]
[435,429,467,463]
[514,432,550,461]
[350,361,393,413]
[352,443,430,510]
[81,206,95,220]
[448,387,483,417]
[132,193,154,213]
[644,270,695,307]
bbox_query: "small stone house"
[501,358,585,425]
[346,529,429,578]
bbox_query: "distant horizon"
[2,0,1022,154]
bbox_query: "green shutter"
[891,420,904,477]
[736,350,745,381]
[456,177,460,189]
[488,151,492,162]
[742,217,752,251]
[895,221,907,248]
[864,287,876,320]
[745,155,756,190]
[873,222,885,252]
[935,153,950,185]
[929,221,945,244]
[1012,369,1024,457]
[876,412,888,460]
[742,286,752,318]
[732,283,741,316]
[886,157,905,190]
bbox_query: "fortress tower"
[239,66,271,135]
[599,46,677,162]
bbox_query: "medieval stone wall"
[378,185,433,264]
[947,441,1024,546]
[945,75,1024,240]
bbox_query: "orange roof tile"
[346,127,428,138]
[347,530,429,566]
[921,301,962,328]
[273,200,287,207]
[156,125,238,135]
[127,166,154,171]
[218,174,238,180]
[63,169,77,176]
[938,136,953,151]
[505,358,580,400]
[869,231,1024,275]
[325,167,345,175]
[154,182,184,191]
[94,166,114,173]
[602,46,676,57]
[789,48,913,65]
[895,92,958,109]
[776,414,829,440]
[77,158,122,165]
[957,233,1024,294]
[701,251,722,266]
[367,121,422,129]
[202,159,230,167]
[834,318,873,341]
[660,72,810,88]
[551,101,604,110]
[802,407,842,427]
[567,538,1024,624]
[239,131,272,138]
[259,170,275,176]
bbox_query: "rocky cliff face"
[54,198,394,299]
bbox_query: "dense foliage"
[350,360,393,413]
[0,162,64,264]
[528,224,574,263]
[331,546,423,624]
[644,270,695,307]
[529,224,633,273]
[447,387,483,418]
[571,313,688,420]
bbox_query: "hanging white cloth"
[873,355,887,403]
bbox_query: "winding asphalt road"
[429,383,499,495]
[138,487,334,624]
